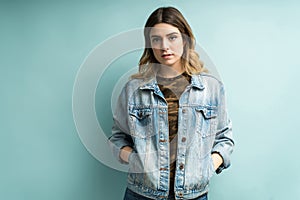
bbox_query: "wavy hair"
[132,6,207,79]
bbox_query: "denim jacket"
[108,73,234,200]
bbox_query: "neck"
[157,64,185,78]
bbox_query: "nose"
[161,38,169,50]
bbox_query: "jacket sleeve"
[108,86,134,164]
[212,83,234,174]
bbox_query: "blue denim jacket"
[108,73,234,200]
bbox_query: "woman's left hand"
[211,153,223,171]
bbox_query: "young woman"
[109,6,234,200]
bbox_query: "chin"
[160,61,176,67]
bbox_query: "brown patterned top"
[157,72,191,194]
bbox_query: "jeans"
[123,188,208,200]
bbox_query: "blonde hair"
[132,6,207,79]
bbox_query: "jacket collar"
[139,74,205,91]
[139,78,161,96]
[190,74,205,90]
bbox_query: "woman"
[108,6,234,200]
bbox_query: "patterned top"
[157,72,191,194]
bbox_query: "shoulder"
[192,72,225,92]
[201,72,224,87]
[199,72,223,84]
[124,77,148,89]
[121,77,154,96]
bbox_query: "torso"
[157,72,191,194]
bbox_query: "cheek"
[152,48,161,58]
[173,44,184,56]
[171,39,184,55]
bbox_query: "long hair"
[132,6,207,79]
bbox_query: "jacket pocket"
[195,106,218,138]
[129,107,153,138]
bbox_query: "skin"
[120,23,223,171]
[149,23,185,77]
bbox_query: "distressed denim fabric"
[109,73,234,200]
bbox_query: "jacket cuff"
[108,138,132,164]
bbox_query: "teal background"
[1,0,300,199]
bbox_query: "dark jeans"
[123,188,208,200]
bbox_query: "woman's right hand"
[120,146,133,163]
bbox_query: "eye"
[151,37,161,43]
[169,35,177,41]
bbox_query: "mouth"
[161,53,174,58]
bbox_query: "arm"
[108,86,134,164]
[211,83,234,174]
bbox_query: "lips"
[161,53,174,58]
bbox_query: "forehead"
[150,23,180,36]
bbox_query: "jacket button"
[181,137,186,142]
[158,196,166,199]
[179,163,184,170]
[182,109,186,113]
[178,192,183,197]
[160,167,167,171]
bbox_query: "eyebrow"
[150,32,179,37]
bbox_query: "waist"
[125,186,209,200]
